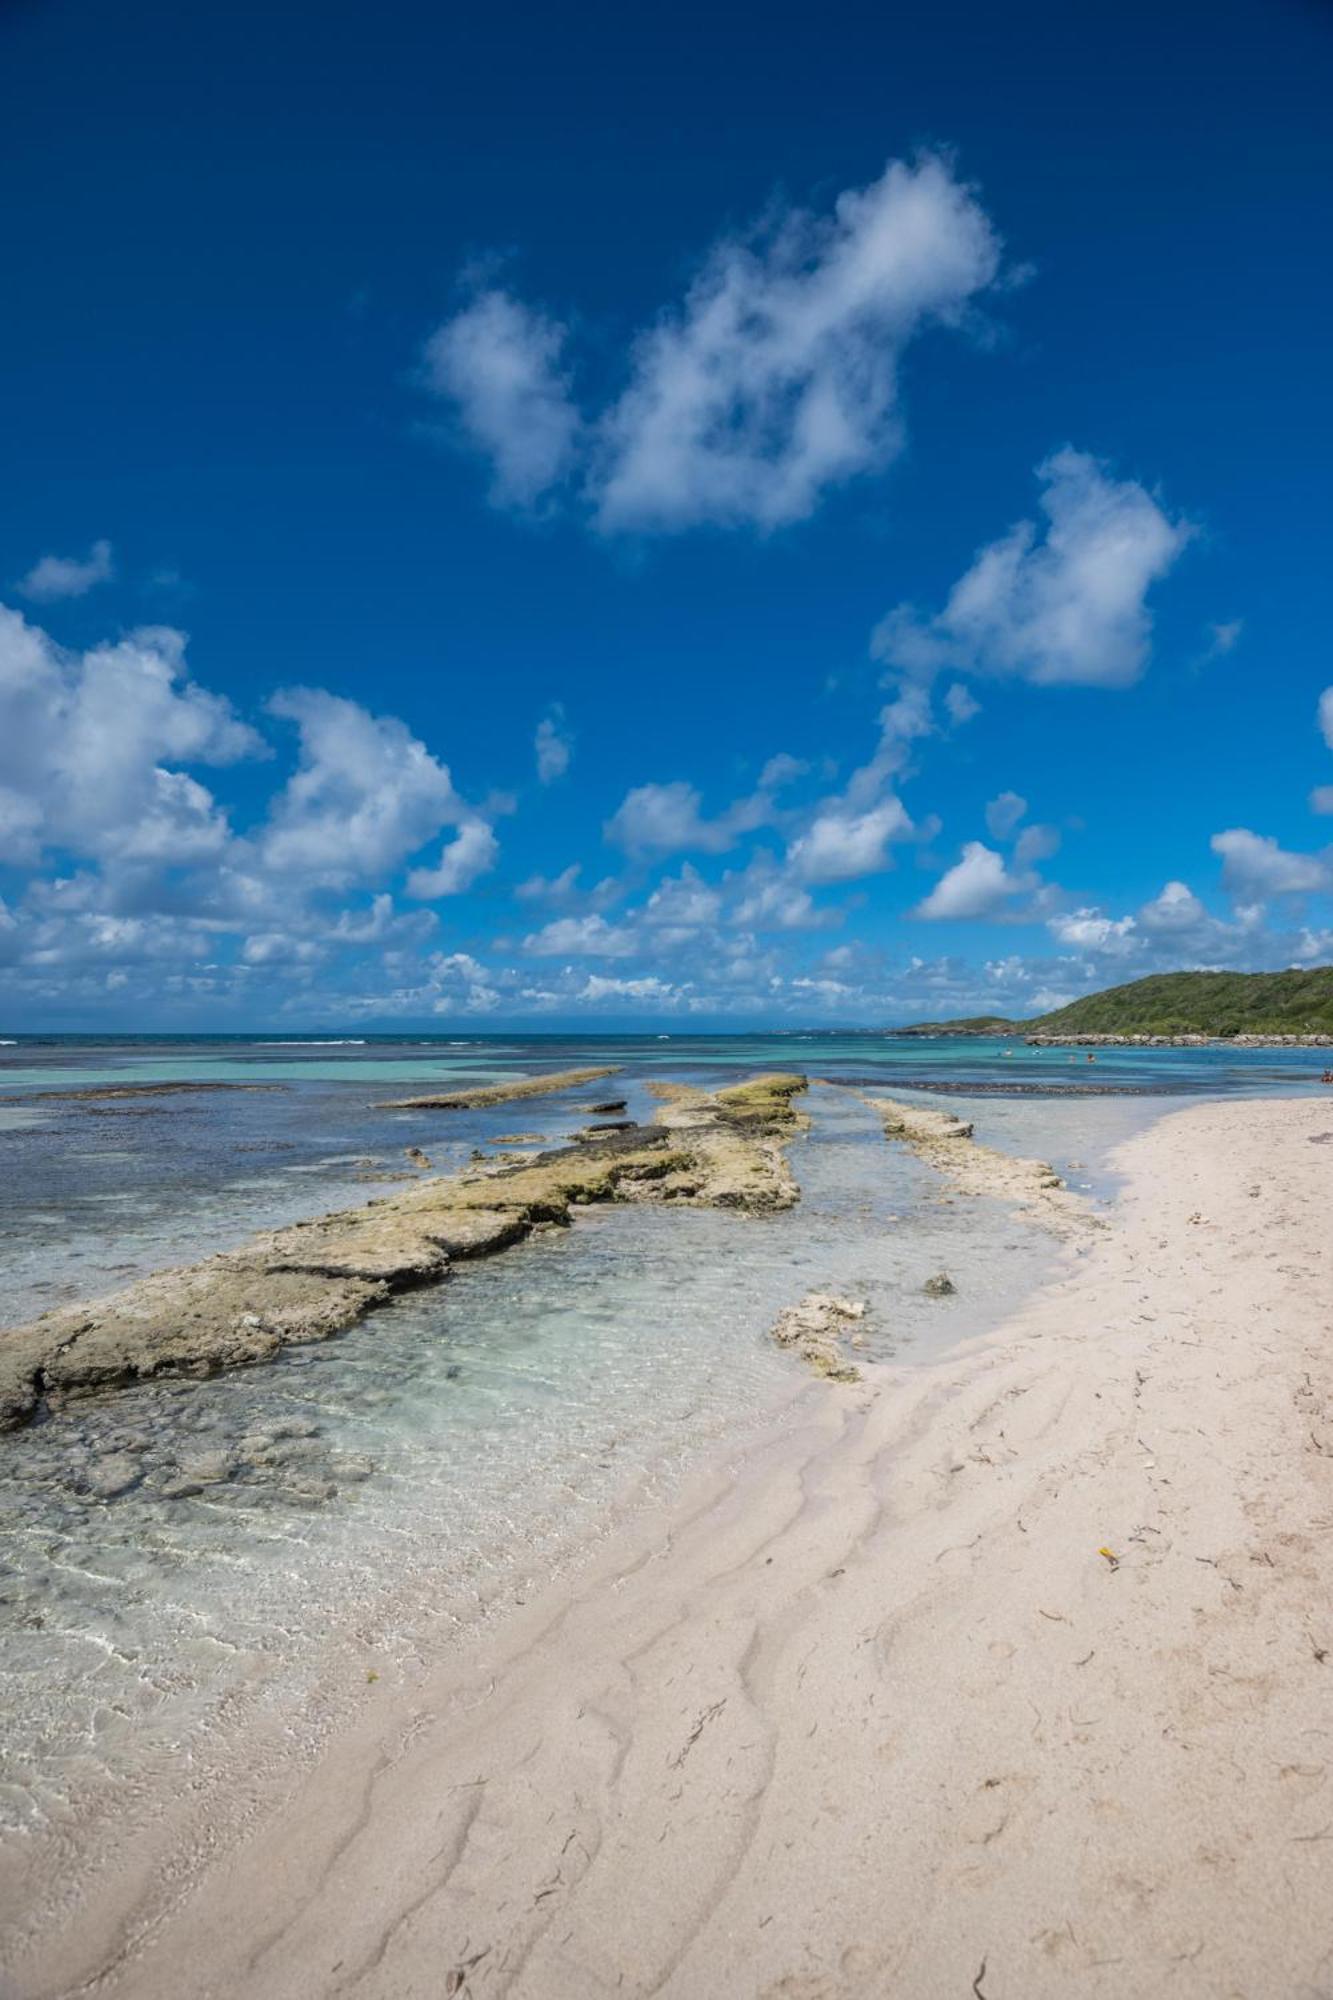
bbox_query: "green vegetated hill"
[894,968,1333,1037]
[1028,967,1333,1037]
[894,1014,1019,1035]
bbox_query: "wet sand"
[7,1094,1333,1998]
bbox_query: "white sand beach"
[10,1092,1333,1999]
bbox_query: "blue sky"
[2,0,1331,1029]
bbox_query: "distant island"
[897,967,1333,1044]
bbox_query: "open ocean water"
[0,1031,1323,1913]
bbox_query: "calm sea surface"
[0,1031,1322,1913]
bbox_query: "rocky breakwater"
[850,1091,1096,1238]
[1025,1032,1333,1048]
[0,1073,809,1431]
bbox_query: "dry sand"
[11,1094,1333,1999]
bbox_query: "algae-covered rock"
[923,1272,957,1297]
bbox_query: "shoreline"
[7,1091,1332,1997]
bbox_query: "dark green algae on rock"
[0,1073,809,1431]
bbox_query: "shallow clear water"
[0,1028,1315,1320]
[0,1032,1319,1866]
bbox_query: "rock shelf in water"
[854,1089,1095,1237]
[0,1073,808,1431]
[376,1064,621,1110]
[0,1080,284,1102]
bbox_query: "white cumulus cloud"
[786,799,911,884]
[1047,907,1138,953]
[262,687,473,885]
[406,819,499,899]
[1210,828,1328,899]
[605,756,802,857]
[522,913,637,957]
[876,449,1192,688]
[0,604,259,868]
[915,841,1023,920]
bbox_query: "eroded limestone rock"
[850,1090,1093,1239]
[0,1074,809,1430]
[377,1065,621,1111]
[770,1293,865,1382]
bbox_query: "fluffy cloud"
[1320,686,1333,752]
[522,913,637,957]
[262,688,475,885]
[579,973,675,1003]
[915,841,1023,920]
[642,866,723,930]
[876,449,1192,688]
[406,819,499,899]
[422,290,580,509]
[0,605,258,868]
[1210,827,1328,898]
[534,705,573,783]
[593,155,1002,533]
[0,595,516,1022]
[786,798,911,883]
[17,538,114,603]
[1047,907,1137,953]
[424,155,1003,535]
[1137,879,1210,934]
[604,756,802,856]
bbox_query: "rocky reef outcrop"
[0,1073,808,1431]
[376,1065,621,1110]
[855,1091,1094,1238]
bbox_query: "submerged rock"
[923,1272,957,1297]
[83,1452,142,1500]
[176,1450,235,1485]
[158,1476,204,1501]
